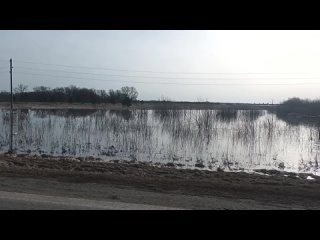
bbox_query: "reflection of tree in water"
[0,111,10,148]
[109,110,133,121]
[275,111,320,143]
[153,109,183,123]
[152,109,280,169]
[153,109,218,147]
[153,109,264,148]
[4,107,320,174]
[16,110,31,134]
[194,110,217,146]
[1,110,10,122]
[90,110,153,158]
[154,109,188,134]
[33,109,98,118]
[240,110,264,121]
[216,109,238,122]
[153,109,193,142]
[275,111,320,128]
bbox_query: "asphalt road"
[0,191,183,210]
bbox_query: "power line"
[14,71,320,86]
[14,59,315,75]
[14,66,320,81]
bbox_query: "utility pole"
[9,58,13,153]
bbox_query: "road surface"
[0,191,183,210]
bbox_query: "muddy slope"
[0,154,320,209]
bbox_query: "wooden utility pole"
[9,58,13,153]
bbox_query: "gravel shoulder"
[0,154,319,209]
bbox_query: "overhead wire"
[0,58,316,87]
[13,71,320,86]
[14,59,317,75]
[14,66,320,81]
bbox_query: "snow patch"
[307,176,316,181]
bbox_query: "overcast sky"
[1,30,320,103]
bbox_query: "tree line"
[276,97,320,115]
[0,84,138,106]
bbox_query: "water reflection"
[33,109,98,118]
[109,110,133,121]
[0,109,320,175]
[216,109,238,122]
[274,111,320,127]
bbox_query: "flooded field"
[1,109,320,175]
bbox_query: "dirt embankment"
[0,153,319,209]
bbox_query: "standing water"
[0,109,319,175]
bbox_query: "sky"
[1,30,320,103]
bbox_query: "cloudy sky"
[1,30,320,103]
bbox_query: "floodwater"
[1,109,320,175]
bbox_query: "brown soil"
[0,153,319,209]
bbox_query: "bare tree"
[33,86,51,92]
[14,84,28,94]
[1,84,138,105]
[120,86,138,101]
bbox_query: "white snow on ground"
[307,176,316,181]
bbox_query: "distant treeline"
[0,85,138,106]
[277,97,320,116]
